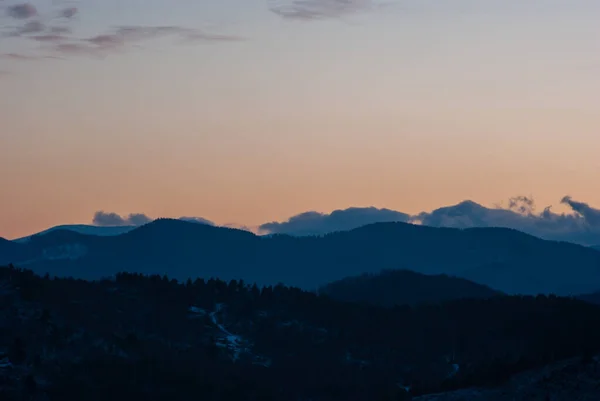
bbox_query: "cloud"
[30,34,68,43]
[178,217,215,226]
[60,7,78,19]
[18,20,45,34]
[0,53,39,61]
[268,0,377,20]
[92,211,152,227]
[256,196,600,246]
[92,211,219,227]
[2,20,45,37]
[222,223,255,232]
[259,207,410,236]
[1,3,241,62]
[50,26,71,34]
[561,196,600,227]
[412,196,600,246]
[48,25,242,57]
[0,52,61,61]
[6,3,37,19]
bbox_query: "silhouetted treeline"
[2,264,600,400]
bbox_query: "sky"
[1,0,600,240]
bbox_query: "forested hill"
[319,269,502,307]
[3,265,600,400]
[4,219,600,295]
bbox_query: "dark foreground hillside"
[2,265,600,401]
[319,270,502,306]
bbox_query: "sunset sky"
[1,0,600,239]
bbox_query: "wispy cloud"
[1,52,39,61]
[30,34,68,43]
[49,25,243,57]
[1,4,242,63]
[268,0,377,20]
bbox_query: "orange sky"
[1,0,599,239]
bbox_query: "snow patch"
[209,303,271,366]
[210,303,245,361]
[188,306,208,317]
[446,363,460,379]
[0,357,13,369]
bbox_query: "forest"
[2,264,600,400]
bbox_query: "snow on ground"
[0,357,13,369]
[187,306,207,317]
[208,303,271,366]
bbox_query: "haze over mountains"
[3,218,600,296]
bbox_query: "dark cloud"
[259,207,410,236]
[2,20,45,37]
[178,217,216,226]
[268,0,375,20]
[92,211,152,227]
[60,7,78,19]
[413,196,600,246]
[561,196,600,227]
[51,25,242,57]
[7,3,37,19]
[18,20,45,34]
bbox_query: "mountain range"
[11,224,137,243]
[3,218,600,295]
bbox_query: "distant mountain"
[0,236,26,261]
[12,224,137,243]
[3,219,600,295]
[319,269,502,307]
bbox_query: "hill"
[12,224,136,243]
[3,265,600,401]
[319,270,502,307]
[3,219,600,295]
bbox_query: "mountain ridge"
[3,219,600,295]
